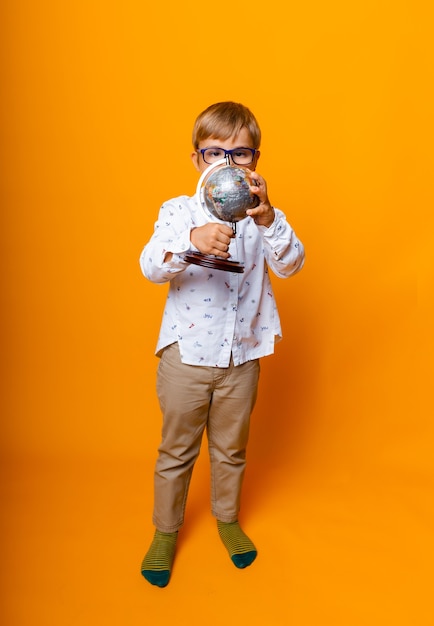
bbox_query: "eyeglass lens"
[202,148,255,165]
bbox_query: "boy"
[139,101,304,587]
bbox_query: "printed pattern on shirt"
[140,194,304,367]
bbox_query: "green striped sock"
[217,520,257,569]
[140,530,178,587]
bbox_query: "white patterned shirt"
[140,194,304,367]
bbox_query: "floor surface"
[1,452,431,626]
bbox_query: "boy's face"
[191,127,260,174]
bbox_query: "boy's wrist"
[189,227,200,252]
[263,207,275,228]
[255,205,276,228]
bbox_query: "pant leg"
[153,343,213,532]
[207,358,260,522]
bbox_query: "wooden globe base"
[184,251,244,273]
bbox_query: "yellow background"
[1,1,432,624]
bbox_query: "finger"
[216,223,235,235]
[216,231,232,246]
[213,234,231,254]
[249,172,262,186]
[215,244,230,258]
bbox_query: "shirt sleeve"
[139,197,195,284]
[258,208,305,278]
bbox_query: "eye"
[208,148,224,157]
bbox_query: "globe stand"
[184,158,259,274]
[184,250,245,273]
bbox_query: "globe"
[203,165,260,223]
[186,162,259,273]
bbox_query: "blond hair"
[192,102,261,149]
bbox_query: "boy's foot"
[140,530,178,587]
[217,520,257,568]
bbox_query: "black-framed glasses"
[198,147,257,166]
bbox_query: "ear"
[191,150,201,172]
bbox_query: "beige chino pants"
[153,342,260,532]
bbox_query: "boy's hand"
[247,172,275,228]
[190,223,234,258]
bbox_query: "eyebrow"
[202,145,254,149]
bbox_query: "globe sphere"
[203,165,260,223]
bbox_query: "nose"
[224,151,234,165]
[225,151,238,166]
